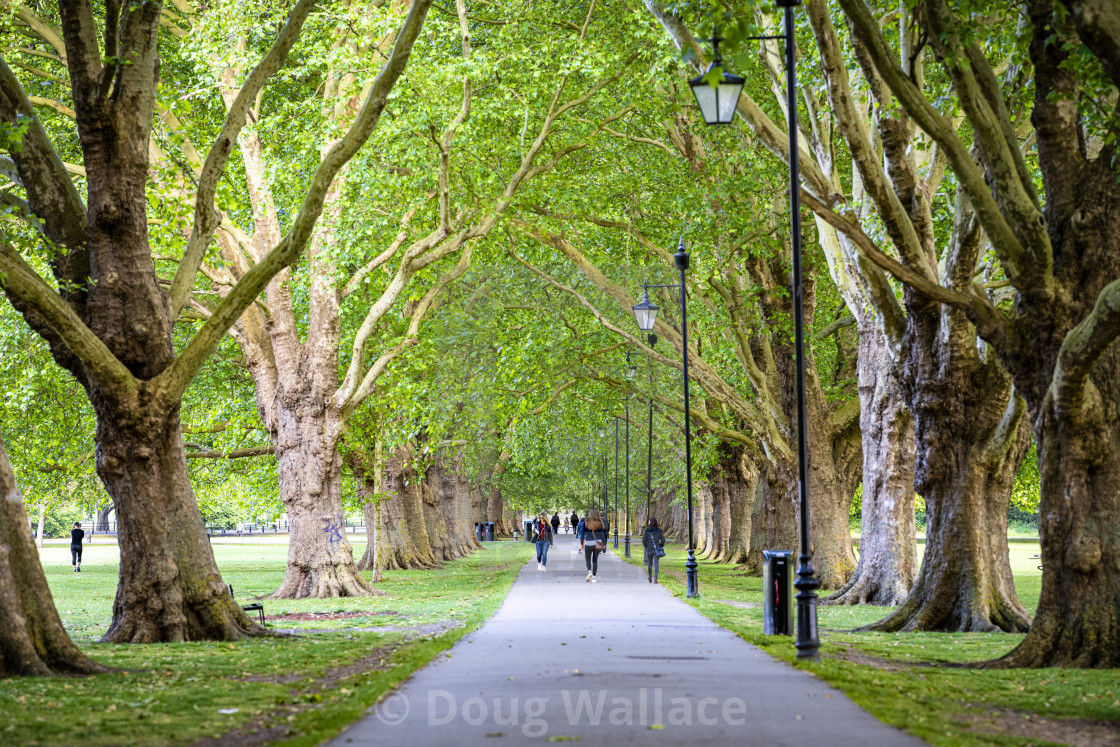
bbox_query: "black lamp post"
[689,4,820,661]
[625,352,635,558]
[613,417,620,549]
[645,333,657,525]
[632,239,699,599]
[596,426,606,515]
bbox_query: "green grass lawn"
[2,540,534,747]
[625,542,1119,747]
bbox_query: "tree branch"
[158,0,434,402]
[923,0,1050,265]
[1055,277,1120,407]
[340,203,422,299]
[0,59,88,285]
[0,243,133,389]
[838,0,1040,289]
[1066,0,1120,89]
[185,446,273,460]
[169,0,318,320]
[806,0,935,278]
[800,190,1008,345]
[340,241,475,420]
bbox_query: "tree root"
[268,561,381,600]
[824,571,910,607]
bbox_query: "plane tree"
[830,0,1120,663]
[0,0,433,641]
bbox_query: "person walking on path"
[70,522,85,573]
[579,508,608,582]
[533,512,554,571]
[642,517,666,583]
[563,517,570,534]
[570,511,579,535]
[550,512,560,537]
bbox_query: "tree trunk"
[742,252,860,589]
[421,458,458,562]
[470,484,488,537]
[351,457,385,583]
[707,481,728,560]
[740,464,799,576]
[35,502,47,549]
[451,457,482,553]
[999,389,1120,665]
[756,454,857,589]
[0,436,107,676]
[381,448,438,570]
[351,436,383,579]
[694,481,713,556]
[94,503,113,533]
[704,442,750,562]
[994,143,1120,665]
[827,320,917,606]
[269,403,372,599]
[356,498,382,581]
[725,476,756,566]
[485,485,505,537]
[867,304,1032,632]
[99,404,264,643]
[649,488,683,541]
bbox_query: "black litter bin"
[484,522,495,542]
[524,520,534,542]
[762,550,794,635]
[474,522,483,542]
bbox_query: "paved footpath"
[329,533,924,746]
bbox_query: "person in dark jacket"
[70,522,85,573]
[579,508,608,582]
[533,512,554,571]
[570,511,580,534]
[642,517,666,583]
[551,512,561,536]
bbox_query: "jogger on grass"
[70,522,84,573]
[580,508,608,583]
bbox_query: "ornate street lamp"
[631,286,659,331]
[690,1,820,661]
[632,239,699,598]
[688,30,745,125]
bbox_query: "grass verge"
[623,542,1120,747]
[2,540,534,747]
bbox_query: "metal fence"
[73,519,368,537]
